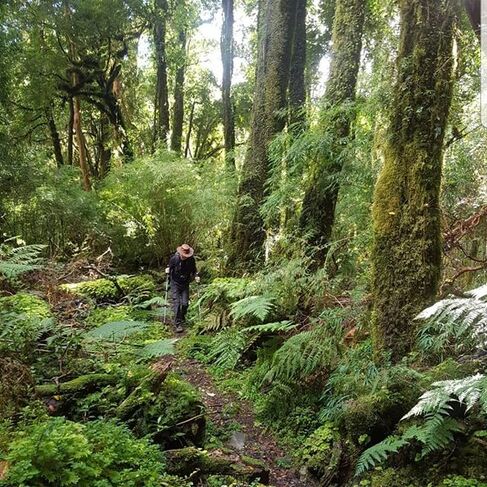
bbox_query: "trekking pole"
[163,274,169,324]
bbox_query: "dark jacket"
[168,253,197,286]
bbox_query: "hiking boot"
[175,324,184,333]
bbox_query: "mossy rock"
[164,447,270,484]
[0,293,50,318]
[342,388,406,444]
[60,274,155,303]
[355,466,424,487]
[300,422,342,482]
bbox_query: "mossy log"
[35,373,117,396]
[164,447,270,484]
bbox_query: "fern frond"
[0,243,46,279]
[230,295,275,323]
[355,435,411,475]
[243,320,296,333]
[138,338,177,358]
[85,320,150,341]
[208,328,250,369]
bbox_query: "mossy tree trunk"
[288,0,307,132]
[170,29,186,154]
[299,0,365,263]
[153,0,170,148]
[372,0,456,360]
[221,0,235,168]
[228,0,297,269]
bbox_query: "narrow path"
[174,354,311,487]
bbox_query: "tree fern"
[85,320,150,341]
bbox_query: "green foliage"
[264,310,345,383]
[61,275,155,303]
[416,284,487,361]
[0,293,53,358]
[299,423,341,479]
[230,295,276,323]
[138,339,177,359]
[0,241,45,281]
[85,320,151,341]
[0,418,169,486]
[356,374,487,475]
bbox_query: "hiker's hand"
[195,276,200,283]
[165,267,170,274]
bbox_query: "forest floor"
[173,348,311,487]
[30,263,312,487]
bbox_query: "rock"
[227,431,246,450]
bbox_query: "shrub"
[0,418,169,486]
[0,293,53,358]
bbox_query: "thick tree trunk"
[288,0,307,131]
[228,0,297,269]
[372,0,456,360]
[153,0,170,147]
[299,0,365,263]
[221,0,235,168]
[170,30,186,153]
[45,104,64,167]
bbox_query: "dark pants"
[171,281,189,326]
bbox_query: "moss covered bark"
[228,0,297,269]
[299,0,365,262]
[371,0,456,360]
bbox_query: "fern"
[207,328,250,369]
[0,242,46,279]
[133,296,167,309]
[355,434,413,475]
[85,320,150,341]
[243,320,296,333]
[265,326,341,383]
[229,295,275,323]
[138,338,177,358]
[356,374,487,475]
[416,283,487,358]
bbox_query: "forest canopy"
[1,0,487,486]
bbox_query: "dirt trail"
[174,354,312,487]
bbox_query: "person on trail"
[165,243,200,332]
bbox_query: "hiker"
[165,243,199,332]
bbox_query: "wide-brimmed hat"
[177,243,194,258]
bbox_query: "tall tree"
[153,0,170,147]
[228,0,298,269]
[170,29,187,153]
[221,0,235,167]
[288,0,307,131]
[371,0,456,360]
[299,0,365,262]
